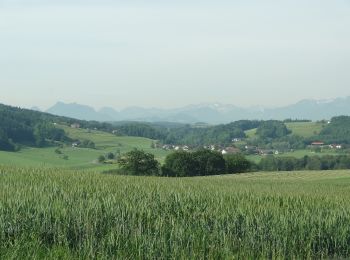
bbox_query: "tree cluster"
[259,155,350,171]
[256,120,291,139]
[116,149,252,177]
[80,139,96,149]
[117,149,160,176]
[314,116,350,144]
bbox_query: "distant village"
[69,122,345,155]
[153,138,345,157]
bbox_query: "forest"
[113,120,260,146]
[0,104,115,151]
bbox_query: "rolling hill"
[0,124,169,171]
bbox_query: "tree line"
[113,120,260,146]
[161,150,247,177]
[115,149,253,177]
[114,149,350,177]
[259,155,350,171]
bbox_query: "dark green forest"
[114,120,260,146]
[316,116,350,144]
[0,104,115,151]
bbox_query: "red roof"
[311,142,324,145]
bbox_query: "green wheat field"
[1,166,350,259]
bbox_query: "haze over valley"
[41,96,350,123]
[1,1,350,258]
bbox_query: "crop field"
[1,166,350,259]
[0,126,169,171]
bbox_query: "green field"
[0,122,327,170]
[247,149,341,163]
[245,121,325,139]
[244,122,329,162]
[285,122,325,137]
[1,166,350,258]
[0,126,169,171]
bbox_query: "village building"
[222,147,240,155]
[258,149,274,155]
[311,141,324,146]
[182,146,189,151]
[71,123,80,129]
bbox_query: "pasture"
[245,121,325,139]
[1,166,350,258]
[0,126,169,171]
[285,121,325,137]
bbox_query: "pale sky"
[0,0,349,110]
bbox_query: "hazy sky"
[1,0,349,110]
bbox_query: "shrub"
[98,155,106,163]
[106,152,115,160]
[81,139,96,149]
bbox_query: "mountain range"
[45,97,350,124]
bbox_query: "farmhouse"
[311,141,324,146]
[222,147,240,155]
[162,145,172,150]
[71,123,80,129]
[258,149,274,155]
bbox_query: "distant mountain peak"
[45,97,350,124]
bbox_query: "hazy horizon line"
[11,96,348,112]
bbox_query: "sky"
[0,0,349,110]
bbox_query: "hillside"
[0,103,126,151]
[245,121,325,139]
[0,125,169,170]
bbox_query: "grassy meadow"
[0,125,169,171]
[285,121,325,137]
[0,121,328,170]
[1,166,350,259]
[245,121,325,139]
